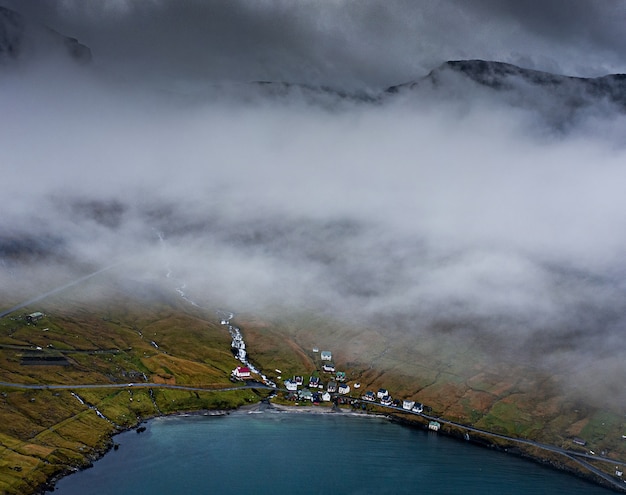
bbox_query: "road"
[363,400,626,491]
[0,381,273,393]
[0,378,623,490]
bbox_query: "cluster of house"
[361,388,425,414]
[228,337,437,428]
[280,349,432,421]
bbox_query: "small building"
[284,379,298,391]
[295,376,304,386]
[322,391,331,402]
[309,376,320,388]
[321,351,332,361]
[353,382,361,389]
[362,391,376,402]
[428,421,441,432]
[232,366,251,379]
[312,347,319,353]
[573,438,587,446]
[335,371,346,382]
[402,400,415,411]
[298,388,313,401]
[322,363,335,372]
[380,395,393,406]
[377,388,388,399]
[412,402,424,413]
[327,381,337,393]
[26,312,44,324]
[338,383,350,394]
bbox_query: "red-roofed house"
[233,366,251,379]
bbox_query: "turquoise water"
[53,412,614,494]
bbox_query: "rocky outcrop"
[387,59,626,120]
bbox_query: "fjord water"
[53,413,612,495]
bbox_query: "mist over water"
[2,1,626,407]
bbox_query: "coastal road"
[1,378,624,490]
[363,400,626,491]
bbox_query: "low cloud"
[2,1,626,407]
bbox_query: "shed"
[320,351,332,361]
[26,312,44,324]
[428,421,441,432]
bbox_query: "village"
[223,315,442,432]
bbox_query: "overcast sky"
[2,0,626,407]
[3,0,626,87]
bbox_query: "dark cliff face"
[0,6,91,65]
[388,60,626,115]
[441,60,626,109]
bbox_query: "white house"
[338,384,350,394]
[362,391,376,402]
[320,351,332,361]
[412,402,424,413]
[322,363,335,372]
[377,388,388,399]
[232,366,251,379]
[380,395,393,406]
[428,421,441,431]
[402,400,415,411]
[321,391,331,402]
[284,379,298,391]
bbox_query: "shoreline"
[37,399,625,495]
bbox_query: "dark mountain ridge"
[389,59,626,110]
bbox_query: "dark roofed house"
[322,362,335,372]
[362,391,376,401]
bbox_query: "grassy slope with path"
[0,282,264,495]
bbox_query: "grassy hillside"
[0,281,262,495]
[1,277,625,493]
